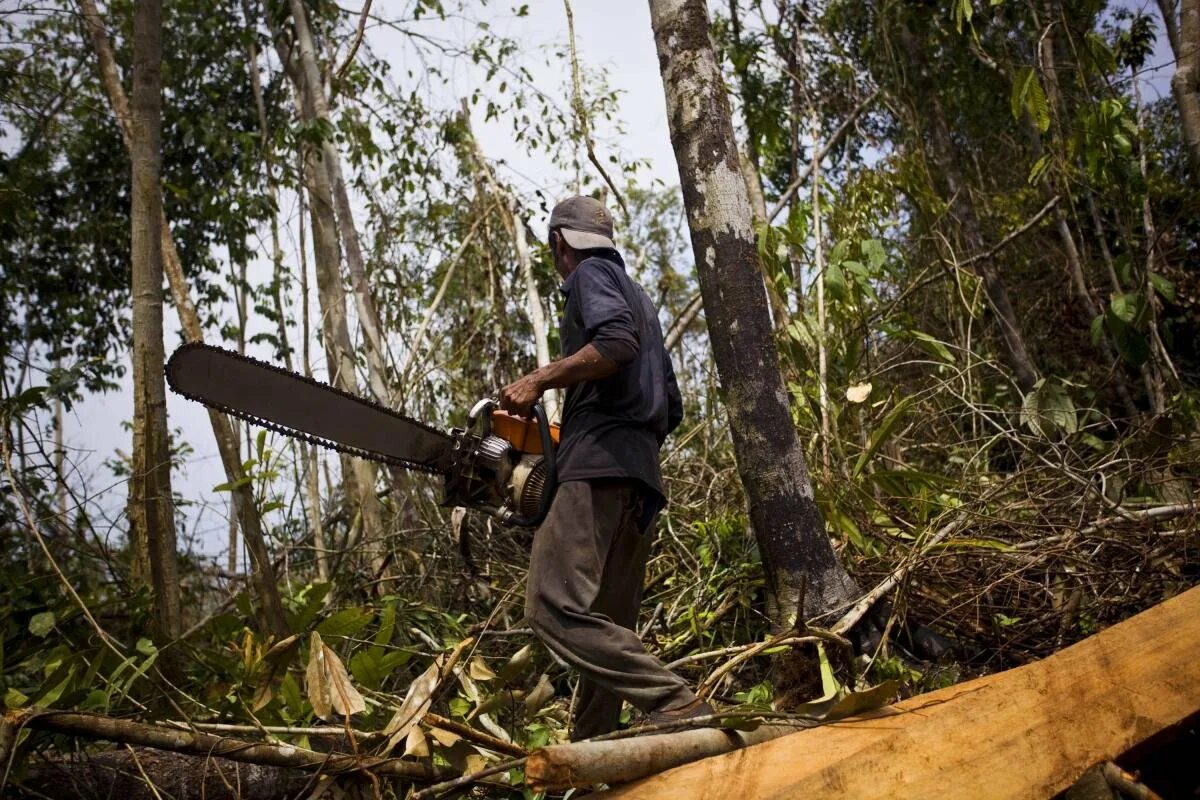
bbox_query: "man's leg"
[570,485,657,739]
[525,480,696,739]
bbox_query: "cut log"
[526,725,794,791]
[594,585,1200,799]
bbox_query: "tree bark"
[79,0,289,639]
[899,25,1039,393]
[127,0,180,641]
[1168,0,1200,176]
[7,709,450,783]
[527,724,795,791]
[647,0,863,629]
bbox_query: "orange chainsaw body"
[490,409,560,454]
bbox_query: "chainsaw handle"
[466,397,497,435]
[504,401,558,528]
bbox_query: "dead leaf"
[498,644,534,683]
[469,657,498,682]
[524,673,554,715]
[305,631,365,721]
[428,726,462,747]
[253,634,302,712]
[403,726,430,758]
[382,637,475,753]
[846,382,872,403]
[464,753,490,775]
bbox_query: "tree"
[79,0,289,639]
[647,0,865,634]
[1161,0,1200,175]
[127,0,180,640]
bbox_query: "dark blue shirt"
[556,251,683,500]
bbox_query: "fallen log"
[593,585,1200,799]
[18,749,312,800]
[5,709,451,784]
[526,724,794,791]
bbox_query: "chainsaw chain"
[165,341,447,475]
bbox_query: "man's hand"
[500,372,544,418]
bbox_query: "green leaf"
[861,238,887,271]
[909,330,957,364]
[853,396,916,478]
[317,607,375,639]
[1109,293,1143,324]
[29,611,55,638]
[1011,67,1035,121]
[825,261,847,302]
[1149,273,1176,302]
[1021,379,1078,437]
[1027,77,1051,132]
[1090,313,1105,346]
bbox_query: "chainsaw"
[164,342,559,527]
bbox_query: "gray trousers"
[525,479,696,740]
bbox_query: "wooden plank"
[597,585,1200,800]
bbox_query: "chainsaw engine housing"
[441,400,557,526]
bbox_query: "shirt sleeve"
[575,260,640,366]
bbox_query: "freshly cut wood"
[596,585,1200,799]
[527,725,794,791]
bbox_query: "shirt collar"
[559,249,625,296]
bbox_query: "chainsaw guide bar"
[164,342,452,475]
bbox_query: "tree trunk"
[647,0,863,629]
[269,25,386,564]
[79,0,288,639]
[900,25,1039,393]
[128,0,180,641]
[286,0,393,404]
[1168,0,1200,176]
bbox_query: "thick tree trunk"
[647,0,862,628]
[1168,0,1200,175]
[128,0,180,641]
[80,0,289,639]
[900,25,1039,392]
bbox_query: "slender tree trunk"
[128,0,180,641]
[648,0,864,630]
[269,26,386,565]
[79,0,288,639]
[901,25,1039,392]
[296,186,331,583]
[286,0,392,403]
[1167,0,1200,176]
[242,7,329,582]
[810,110,831,472]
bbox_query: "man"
[500,195,714,741]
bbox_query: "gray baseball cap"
[548,196,616,250]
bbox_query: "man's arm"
[499,343,618,417]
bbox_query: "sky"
[48,0,1178,563]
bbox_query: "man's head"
[547,196,616,279]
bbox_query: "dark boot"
[643,697,716,728]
